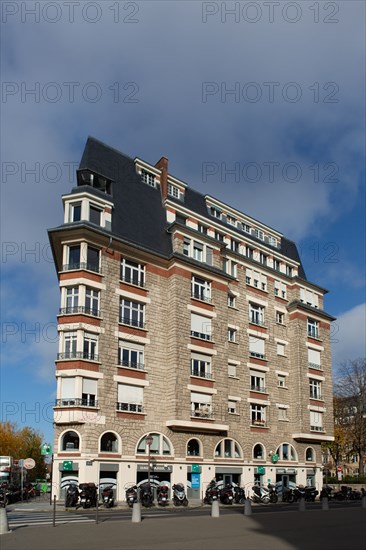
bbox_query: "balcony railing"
[310,392,322,400]
[191,408,213,419]
[116,402,144,413]
[62,262,101,274]
[190,368,212,379]
[307,329,319,339]
[190,331,212,341]
[249,317,265,326]
[308,362,322,370]
[249,352,265,360]
[310,425,325,432]
[250,385,266,393]
[120,275,145,288]
[55,398,98,408]
[118,360,145,371]
[59,306,101,317]
[57,351,99,362]
[251,419,267,427]
[191,292,212,303]
[119,317,145,329]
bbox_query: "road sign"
[337,466,342,472]
[23,458,36,470]
[146,435,153,446]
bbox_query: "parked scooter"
[101,485,114,508]
[293,485,319,502]
[78,483,97,509]
[219,484,234,505]
[65,484,79,507]
[282,487,295,503]
[139,483,154,508]
[203,481,220,504]
[267,483,278,504]
[251,485,270,504]
[157,485,169,506]
[320,486,334,500]
[172,483,188,506]
[334,485,362,501]
[126,485,138,508]
[232,486,246,504]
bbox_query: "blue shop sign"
[191,473,200,489]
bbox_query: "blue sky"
[1,1,365,445]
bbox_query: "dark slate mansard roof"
[77,137,306,279]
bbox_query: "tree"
[0,422,48,481]
[333,358,366,477]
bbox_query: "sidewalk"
[2,505,365,550]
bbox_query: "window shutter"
[82,378,97,395]
[61,377,75,398]
[308,348,320,365]
[118,384,143,404]
[249,336,265,355]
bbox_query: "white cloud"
[331,303,366,369]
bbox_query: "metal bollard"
[211,499,220,517]
[362,496,366,509]
[0,508,11,535]
[96,497,99,524]
[53,495,56,527]
[298,497,306,512]
[244,498,252,516]
[321,496,329,511]
[132,501,142,523]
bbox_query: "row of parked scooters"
[65,483,114,508]
[0,482,38,507]
[126,483,189,508]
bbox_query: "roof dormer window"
[141,169,156,187]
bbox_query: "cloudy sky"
[1,1,365,444]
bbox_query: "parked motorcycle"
[172,483,188,506]
[251,485,270,504]
[282,487,295,503]
[233,486,246,504]
[267,483,278,504]
[219,484,234,505]
[126,485,138,508]
[203,481,220,504]
[139,483,154,508]
[78,483,97,509]
[65,484,79,508]
[157,485,169,506]
[0,484,11,507]
[294,485,319,502]
[23,483,36,500]
[101,485,114,508]
[334,485,362,501]
[320,486,334,500]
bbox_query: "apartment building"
[48,137,335,500]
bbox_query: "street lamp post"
[146,435,153,489]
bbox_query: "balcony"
[190,331,212,341]
[59,306,101,317]
[116,402,144,413]
[190,368,212,380]
[191,407,213,419]
[55,398,98,408]
[57,351,99,362]
[119,317,145,329]
[118,360,145,371]
[62,262,101,274]
[310,425,325,432]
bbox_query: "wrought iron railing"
[57,351,99,362]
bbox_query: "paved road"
[7,511,94,529]
[1,504,365,550]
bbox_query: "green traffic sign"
[63,460,73,471]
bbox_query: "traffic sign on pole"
[337,466,342,472]
[23,458,36,470]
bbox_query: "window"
[250,404,266,425]
[198,223,208,235]
[249,336,265,359]
[191,353,212,379]
[69,202,81,222]
[310,410,324,431]
[277,343,286,356]
[249,303,265,325]
[278,407,288,421]
[305,447,315,462]
[191,392,212,418]
[215,231,224,241]
[274,280,287,299]
[89,204,102,225]
[268,236,278,247]
[141,169,156,187]
[137,433,172,455]
[286,265,293,277]
[64,331,77,358]
[117,384,144,413]
[260,253,267,266]
[246,268,267,291]
[167,183,183,199]
[228,328,237,343]
[183,238,190,256]
[191,313,212,340]
[68,245,81,269]
[83,333,98,361]
[187,439,200,456]
[227,293,236,308]
[61,431,80,451]
[227,215,237,226]
[250,371,266,392]
[276,443,297,461]
[214,439,242,458]
[183,238,213,265]
[193,241,203,262]
[273,259,281,272]
[276,311,284,324]
[82,378,97,406]
[60,377,76,405]
[309,379,322,399]
[253,444,264,459]
[300,288,320,309]
[191,276,211,302]
[119,299,145,328]
[210,206,222,219]
[85,288,100,316]
[121,258,145,287]
[231,239,240,252]
[228,400,237,414]
[307,319,319,338]
[245,246,254,259]
[242,223,251,233]
[277,374,287,387]
[223,259,237,277]
[254,229,264,240]
[100,432,118,453]
[228,363,237,377]
[118,340,144,370]
[65,287,79,313]
[308,348,321,369]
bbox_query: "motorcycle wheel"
[287,494,295,504]
[175,499,181,506]
[262,496,270,504]
[270,494,278,504]
[182,499,188,507]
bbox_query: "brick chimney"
[155,156,168,201]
